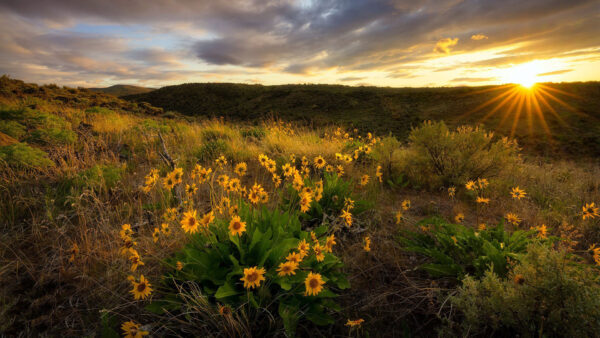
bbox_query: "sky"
[0,0,599,88]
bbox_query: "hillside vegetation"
[1,76,600,337]
[89,84,155,97]
[125,82,600,158]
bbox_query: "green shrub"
[282,173,373,226]
[0,105,76,145]
[75,164,124,191]
[195,139,230,162]
[85,106,115,115]
[451,244,600,337]
[201,128,231,142]
[400,121,520,189]
[399,217,535,279]
[27,127,76,145]
[0,142,53,168]
[150,203,349,335]
[241,126,266,140]
[0,120,26,139]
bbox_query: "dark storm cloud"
[0,0,598,85]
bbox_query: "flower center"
[137,282,147,292]
[309,278,319,288]
[247,272,257,282]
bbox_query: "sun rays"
[459,82,582,142]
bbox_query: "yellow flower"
[161,223,170,236]
[304,272,325,296]
[162,174,176,190]
[234,162,247,177]
[325,234,336,253]
[228,178,241,193]
[120,223,134,240]
[258,154,269,166]
[301,156,308,166]
[181,210,199,234]
[363,236,371,252]
[313,242,325,261]
[336,165,345,177]
[451,236,458,244]
[128,250,145,272]
[345,318,364,327]
[266,160,277,173]
[448,186,456,197]
[395,211,403,225]
[477,178,488,189]
[218,304,232,316]
[152,227,160,242]
[121,321,149,338]
[583,202,599,220]
[130,275,153,300]
[344,197,355,211]
[240,266,266,289]
[505,212,522,226]
[341,209,353,227]
[478,223,487,231]
[533,224,548,239]
[376,165,383,182]
[68,243,79,263]
[510,186,527,200]
[476,196,490,204]
[325,164,334,173]
[170,167,183,184]
[229,215,246,236]
[215,155,227,167]
[185,183,198,195]
[248,190,260,204]
[454,213,464,223]
[199,211,215,229]
[217,175,229,187]
[277,261,299,276]
[360,174,369,186]
[298,239,310,257]
[299,192,313,213]
[176,261,184,270]
[401,199,411,210]
[282,163,294,177]
[164,208,177,221]
[314,156,326,169]
[272,174,282,187]
[465,180,476,191]
[286,251,303,264]
[192,165,212,183]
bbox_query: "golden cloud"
[471,34,489,40]
[434,37,459,54]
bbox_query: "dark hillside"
[125,82,600,157]
[89,84,154,97]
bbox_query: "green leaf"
[215,281,240,299]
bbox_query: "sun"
[501,60,545,89]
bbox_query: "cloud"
[0,0,598,86]
[451,77,496,82]
[434,38,459,54]
[471,34,488,40]
[538,69,573,76]
[339,76,364,81]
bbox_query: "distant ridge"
[124,81,600,157]
[89,84,154,97]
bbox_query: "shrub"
[151,203,349,335]
[85,106,115,115]
[195,139,230,162]
[398,217,535,279]
[0,105,77,145]
[75,164,124,191]
[400,121,520,189]
[0,142,53,168]
[281,173,373,226]
[451,244,600,337]
[241,126,266,140]
[0,120,26,139]
[27,127,76,145]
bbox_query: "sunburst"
[459,82,581,142]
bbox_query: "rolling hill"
[125,82,600,158]
[89,84,154,97]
